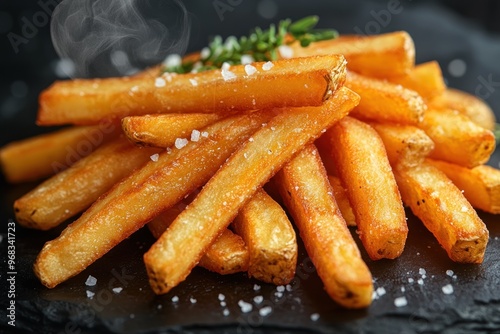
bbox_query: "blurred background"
[0,0,499,146]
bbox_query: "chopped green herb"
[161,16,338,74]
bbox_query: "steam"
[51,0,190,78]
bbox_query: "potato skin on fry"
[276,145,373,308]
[233,188,297,285]
[394,161,489,263]
[144,87,359,295]
[38,55,346,125]
[324,117,408,260]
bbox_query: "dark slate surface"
[1,1,500,333]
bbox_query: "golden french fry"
[14,137,158,230]
[33,110,276,288]
[387,61,446,101]
[420,108,495,168]
[394,161,489,263]
[149,207,249,275]
[293,31,415,78]
[276,145,372,308]
[37,55,347,125]
[323,117,408,260]
[429,88,496,130]
[122,114,222,147]
[346,71,426,125]
[144,87,359,295]
[369,122,435,167]
[327,175,356,227]
[0,125,116,183]
[233,188,297,285]
[427,159,500,214]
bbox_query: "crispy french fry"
[149,207,249,275]
[427,159,500,214]
[276,145,372,308]
[144,87,359,295]
[122,114,222,147]
[323,117,408,260]
[420,108,495,168]
[387,61,446,101]
[394,161,489,263]
[33,110,277,288]
[14,137,159,230]
[369,123,435,167]
[346,71,426,125]
[38,55,347,125]
[0,125,115,183]
[327,175,356,227]
[429,88,496,130]
[293,31,415,78]
[233,188,297,285]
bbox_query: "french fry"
[345,71,426,125]
[427,159,500,214]
[33,110,277,288]
[0,125,115,183]
[233,188,297,285]
[37,55,347,125]
[419,108,495,168]
[275,145,372,308]
[328,175,356,227]
[394,161,489,263]
[144,87,359,295]
[293,31,415,78]
[387,61,446,101]
[369,123,435,167]
[429,88,496,130]
[323,117,408,260]
[122,114,222,147]
[149,207,249,275]
[14,137,159,230]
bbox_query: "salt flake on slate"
[112,287,123,294]
[86,290,95,299]
[310,313,320,321]
[238,300,253,313]
[253,295,263,304]
[394,296,408,307]
[85,275,97,286]
[259,306,273,317]
[442,284,454,295]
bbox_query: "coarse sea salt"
[112,287,123,294]
[218,293,225,301]
[190,297,197,304]
[171,296,179,302]
[85,275,97,286]
[262,61,274,71]
[259,306,273,317]
[394,296,408,307]
[310,313,320,321]
[189,78,198,87]
[155,77,166,88]
[442,284,454,295]
[191,130,201,142]
[278,45,294,59]
[238,300,253,313]
[221,68,236,81]
[175,138,188,149]
[253,295,263,304]
[446,270,454,277]
[86,290,95,299]
[253,284,261,291]
[241,55,255,65]
[150,153,159,162]
[245,64,257,76]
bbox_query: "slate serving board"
[1,1,500,333]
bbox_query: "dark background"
[1,1,500,333]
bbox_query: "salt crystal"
[155,77,166,88]
[310,313,320,321]
[274,291,283,298]
[150,153,159,162]
[286,284,292,292]
[175,138,188,149]
[408,278,414,283]
[131,85,139,92]
[253,284,261,291]
[238,300,253,313]
[249,137,254,142]
[222,62,231,70]
[189,78,198,87]
[190,297,197,304]
[218,293,225,301]
[191,130,201,142]
[241,55,255,65]
[201,131,209,138]
[172,296,179,302]
[259,306,273,317]
[376,287,386,296]
[245,64,257,76]
[461,206,468,212]
[278,45,294,59]
[401,286,405,293]
[417,278,424,285]
[112,287,123,294]
[86,290,95,299]
[419,268,426,275]
[221,68,236,81]
[220,301,226,307]
[394,296,408,307]
[442,284,454,295]
[222,308,230,316]
[85,275,97,286]
[262,61,274,71]
[253,295,263,304]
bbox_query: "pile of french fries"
[2,30,499,309]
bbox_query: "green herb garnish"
[162,16,338,74]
